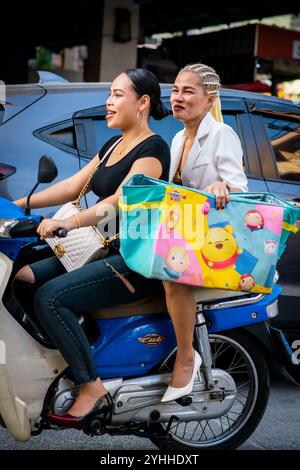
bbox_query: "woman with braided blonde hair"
[161,63,248,402]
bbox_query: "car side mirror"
[25,155,58,215]
[0,163,16,181]
[37,155,58,184]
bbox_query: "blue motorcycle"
[0,155,297,450]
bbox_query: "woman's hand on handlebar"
[37,217,76,240]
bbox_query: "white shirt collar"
[195,112,215,141]
[179,111,215,142]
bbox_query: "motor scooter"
[0,155,298,450]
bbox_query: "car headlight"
[0,219,18,238]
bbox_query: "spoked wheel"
[150,330,270,450]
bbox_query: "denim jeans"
[30,248,160,385]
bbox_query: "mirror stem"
[25,182,39,215]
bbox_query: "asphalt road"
[0,379,300,451]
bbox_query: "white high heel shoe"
[161,350,202,403]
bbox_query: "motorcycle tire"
[149,329,270,450]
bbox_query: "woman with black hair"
[14,69,170,428]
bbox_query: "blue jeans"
[30,249,160,384]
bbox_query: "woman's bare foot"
[68,378,108,417]
[170,350,195,388]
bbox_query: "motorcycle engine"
[50,377,78,414]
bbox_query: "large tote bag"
[119,174,300,294]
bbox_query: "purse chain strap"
[74,138,122,247]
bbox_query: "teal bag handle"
[124,176,300,220]
[122,174,167,205]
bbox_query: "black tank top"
[90,134,170,200]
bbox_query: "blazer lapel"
[192,112,214,168]
[182,137,202,178]
[169,113,215,182]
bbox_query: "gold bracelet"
[73,214,81,229]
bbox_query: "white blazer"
[169,112,248,192]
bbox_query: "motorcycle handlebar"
[52,228,68,238]
[9,220,68,239]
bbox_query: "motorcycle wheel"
[149,329,270,450]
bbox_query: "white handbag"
[45,138,122,272]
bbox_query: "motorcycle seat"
[88,287,249,320]
[88,291,167,320]
[193,287,248,304]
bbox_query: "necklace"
[114,130,153,157]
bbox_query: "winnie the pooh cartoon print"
[201,225,242,270]
[163,246,190,279]
[244,209,264,231]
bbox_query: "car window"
[34,120,78,155]
[222,112,248,172]
[75,113,183,158]
[85,119,120,157]
[0,163,16,180]
[149,114,183,146]
[74,97,182,158]
[263,116,300,183]
[223,113,239,136]
[74,103,242,159]
[1,86,45,124]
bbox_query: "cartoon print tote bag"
[119,174,300,294]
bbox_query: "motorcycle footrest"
[175,395,192,406]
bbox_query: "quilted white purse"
[45,138,122,271]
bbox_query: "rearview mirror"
[25,155,58,215]
[37,155,58,184]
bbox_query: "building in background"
[152,23,300,99]
[1,0,139,84]
[1,1,300,90]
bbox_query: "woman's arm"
[214,127,248,193]
[14,154,100,209]
[37,156,163,239]
[204,126,248,209]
